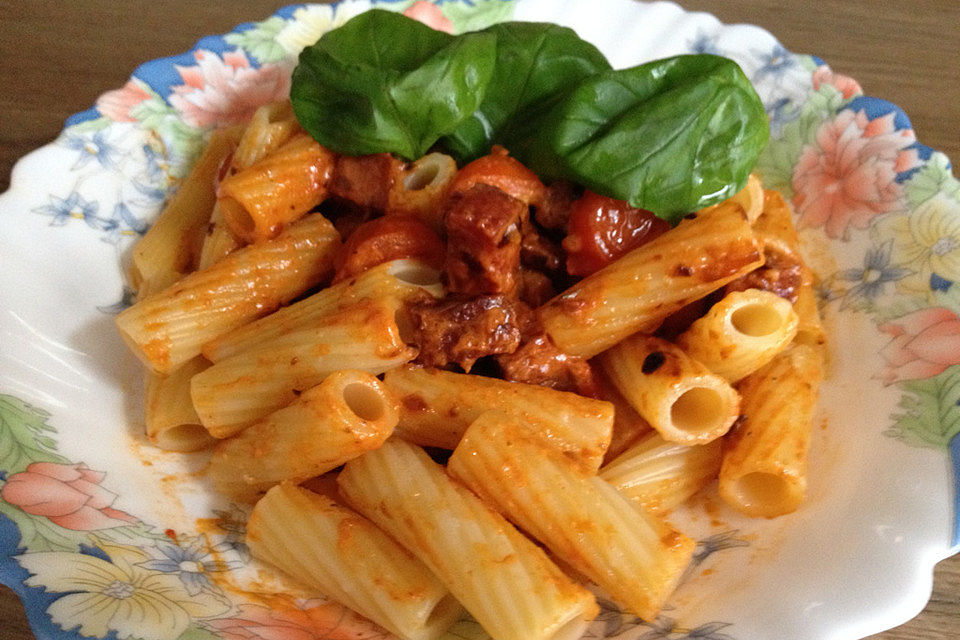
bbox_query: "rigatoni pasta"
[143,357,215,452]
[116,212,340,374]
[383,365,613,471]
[219,134,335,243]
[338,438,600,640]
[203,259,441,362]
[248,483,463,640]
[719,344,824,517]
[448,411,695,621]
[537,201,763,358]
[601,334,740,445]
[208,370,398,502]
[191,298,415,438]
[677,288,799,382]
[130,126,242,296]
[600,432,722,514]
[388,152,458,229]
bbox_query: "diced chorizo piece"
[725,244,804,304]
[535,180,579,231]
[520,219,564,273]
[518,269,556,308]
[329,153,402,211]
[496,306,600,396]
[444,183,525,295]
[406,294,523,371]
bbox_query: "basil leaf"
[441,22,611,162]
[521,55,769,223]
[290,10,496,160]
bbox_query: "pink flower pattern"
[403,2,455,33]
[812,66,863,100]
[1,462,138,530]
[792,109,919,239]
[206,598,388,640]
[169,50,290,128]
[879,308,960,384]
[95,80,153,123]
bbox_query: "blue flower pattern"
[838,241,911,308]
[137,538,241,596]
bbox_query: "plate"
[1,1,959,639]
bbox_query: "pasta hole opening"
[153,424,216,452]
[388,261,442,287]
[342,382,385,422]
[670,387,724,434]
[394,307,417,345]
[733,472,792,510]
[221,197,256,236]
[425,594,461,629]
[731,304,783,337]
[549,613,591,640]
[403,159,442,191]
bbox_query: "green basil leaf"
[441,22,611,162]
[290,10,496,160]
[521,54,769,223]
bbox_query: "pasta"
[198,101,300,269]
[248,483,463,640]
[116,212,340,374]
[599,432,722,514]
[338,438,600,640]
[191,298,416,438]
[388,152,458,229]
[112,21,830,633]
[383,365,613,471]
[202,258,441,362]
[448,411,695,621]
[143,357,215,452]
[601,334,741,445]
[677,288,799,382]
[537,201,763,358]
[208,370,398,502]
[719,344,824,517]
[219,134,335,243]
[130,126,243,296]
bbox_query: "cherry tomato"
[450,145,546,207]
[333,215,445,283]
[563,191,670,276]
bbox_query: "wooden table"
[0,1,957,638]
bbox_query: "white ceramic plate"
[2,2,958,640]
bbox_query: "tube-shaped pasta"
[116,213,340,374]
[383,365,613,472]
[197,202,242,270]
[448,412,694,621]
[752,189,800,250]
[191,298,416,438]
[131,126,242,296]
[219,134,334,243]
[538,202,763,358]
[198,103,300,268]
[203,259,442,362]
[600,432,722,514]
[144,357,216,452]
[601,334,740,445]
[338,439,599,640]
[677,289,798,382]
[388,153,458,230]
[248,483,463,640]
[795,268,827,352]
[232,101,299,170]
[719,344,823,518]
[596,372,655,462]
[209,370,398,502]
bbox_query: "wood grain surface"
[0,1,957,639]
